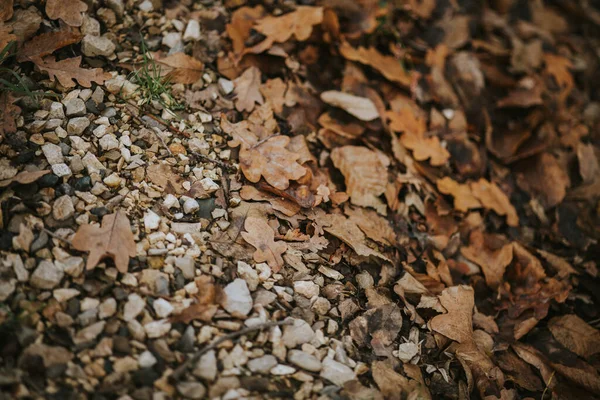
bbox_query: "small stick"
[43,228,72,245]
[169,320,292,382]
[191,152,237,173]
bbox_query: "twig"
[191,152,237,173]
[43,228,72,246]
[169,319,292,382]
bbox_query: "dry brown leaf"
[516,152,570,209]
[241,216,287,271]
[0,24,16,51]
[548,314,600,359]
[319,212,387,260]
[536,249,578,278]
[339,42,413,88]
[436,177,482,212]
[146,163,185,194]
[470,179,519,227]
[234,66,264,112]
[0,170,50,188]
[17,31,82,62]
[318,112,365,139]
[461,230,513,289]
[345,206,397,246]
[430,285,474,343]
[0,92,21,139]
[260,78,296,114]
[45,0,88,27]
[71,210,136,273]
[577,143,599,184]
[153,52,204,84]
[171,277,222,323]
[543,53,573,104]
[226,5,266,54]
[331,146,390,214]
[387,108,450,166]
[34,56,110,88]
[321,91,378,121]
[240,185,301,217]
[0,0,13,21]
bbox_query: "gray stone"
[52,195,75,221]
[42,143,64,165]
[65,98,86,117]
[82,152,105,174]
[138,350,157,368]
[183,20,201,41]
[218,78,234,95]
[123,293,145,321]
[175,256,195,279]
[193,350,217,381]
[30,260,63,289]
[81,16,101,36]
[91,87,105,104]
[67,117,90,135]
[320,358,356,386]
[222,279,253,316]
[98,298,117,319]
[48,102,65,119]
[247,355,277,373]
[288,350,322,372]
[51,163,72,178]
[99,134,119,150]
[183,198,199,214]
[81,34,116,57]
[177,382,206,399]
[74,321,105,345]
[282,319,315,348]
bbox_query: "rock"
[104,75,139,97]
[183,20,201,41]
[59,256,84,277]
[162,32,182,48]
[282,319,315,348]
[177,382,206,399]
[123,293,145,321]
[288,350,322,372]
[200,177,219,193]
[106,0,124,16]
[99,134,119,150]
[73,176,92,192]
[270,364,296,375]
[175,256,195,279]
[311,297,331,315]
[65,98,86,117]
[42,143,64,165]
[183,198,200,214]
[218,78,234,95]
[294,281,320,298]
[144,319,171,338]
[48,102,65,119]
[138,350,157,368]
[177,325,195,353]
[53,288,80,302]
[237,261,259,291]
[193,350,217,381]
[139,0,153,12]
[98,298,117,319]
[163,194,179,209]
[113,356,138,373]
[395,342,419,363]
[144,210,160,231]
[103,172,122,188]
[82,152,105,174]
[222,279,253,316]
[0,280,15,301]
[91,87,105,104]
[20,344,73,368]
[153,298,174,318]
[320,358,356,386]
[51,163,72,178]
[81,34,116,57]
[67,117,90,135]
[74,321,105,345]
[30,260,64,289]
[247,355,277,373]
[52,195,75,221]
[356,271,374,289]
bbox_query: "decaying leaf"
[45,0,88,27]
[331,146,390,214]
[470,179,519,227]
[548,314,600,359]
[34,56,110,88]
[0,170,50,188]
[226,5,266,54]
[153,52,204,84]
[516,152,570,209]
[321,91,379,121]
[430,285,474,343]
[71,210,137,273]
[436,177,481,212]
[0,25,16,49]
[234,66,264,112]
[146,163,185,194]
[241,216,287,271]
[543,53,573,103]
[340,42,413,87]
[0,0,13,21]
[240,185,301,217]
[0,92,21,139]
[461,230,513,289]
[17,31,82,62]
[171,277,223,323]
[345,206,397,246]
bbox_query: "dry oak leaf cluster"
[71,211,137,273]
[241,216,287,271]
[45,0,88,27]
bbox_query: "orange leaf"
[430,285,474,343]
[0,0,13,21]
[17,31,82,62]
[226,5,266,54]
[33,56,111,88]
[461,230,513,289]
[241,216,287,271]
[234,66,264,112]
[251,6,324,51]
[0,92,21,139]
[45,0,88,27]
[153,52,204,84]
[470,179,519,227]
[436,177,482,212]
[71,210,137,273]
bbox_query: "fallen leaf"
[0,170,50,188]
[543,53,573,104]
[536,249,578,278]
[460,230,513,289]
[71,210,136,273]
[45,0,88,27]
[470,179,519,227]
[33,56,111,88]
[548,314,600,359]
[321,91,379,121]
[226,5,266,54]
[0,25,16,49]
[153,52,204,84]
[241,215,287,271]
[496,350,543,392]
[340,42,413,87]
[17,31,82,62]
[171,277,222,323]
[318,112,365,139]
[436,177,482,212]
[345,206,397,246]
[234,66,264,112]
[0,92,21,139]
[0,0,13,21]
[240,185,301,217]
[260,78,296,114]
[516,152,569,209]
[146,163,185,194]
[331,146,390,214]
[577,143,599,184]
[430,285,474,343]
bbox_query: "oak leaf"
[345,206,397,246]
[234,66,264,112]
[436,177,481,212]
[331,146,389,214]
[45,0,88,27]
[0,92,21,139]
[516,152,569,209]
[17,31,82,62]
[321,91,378,121]
[461,230,513,289]
[430,285,474,343]
[240,185,300,217]
[340,42,413,87]
[470,179,519,227]
[153,52,204,84]
[241,216,287,271]
[71,210,136,273]
[319,212,387,260]
[0,24,16,49]
[548,314,600,359]
[226,5,266,54]
[34,56,111,88]
[0,0,13,21]
[146,163,185,194]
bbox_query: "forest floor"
[1,0,600,399]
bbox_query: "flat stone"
[222,279,253,317]
[58,256,84,277]
[193,350,217,381]
[82,152,105,174]
[200,177,219,193]
[294,281,320,298]
[81,16,101,36]
[183,20,201,41]
[218,78,234,95]
[183,198,200,214]
[48,102,65,119]
[21,344,73,368]
[51,163,72,178]
[123,293,145,321]
[67,117,90,135]
[81,34,116,57]
[53,288,80,302]
[247,355,277,373]
[288,350,322,372]
[52,195,75,221]
[65,98,86,117]
[98,298,117,319]
[74,321,105,345]
[30,260,64,289]
[144,210,160,231]
[104,75,139,97]
[144,319,171,338]
[153,298,174,318]
[282,319,315,348]
[237,261,259,291]
[270,364,296,375]
[162,32,182,48]
[42,143,64,165]
[138,350,157,368]
[99,134,119,150]
[320,358,356,387]
[177,382,206,399]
